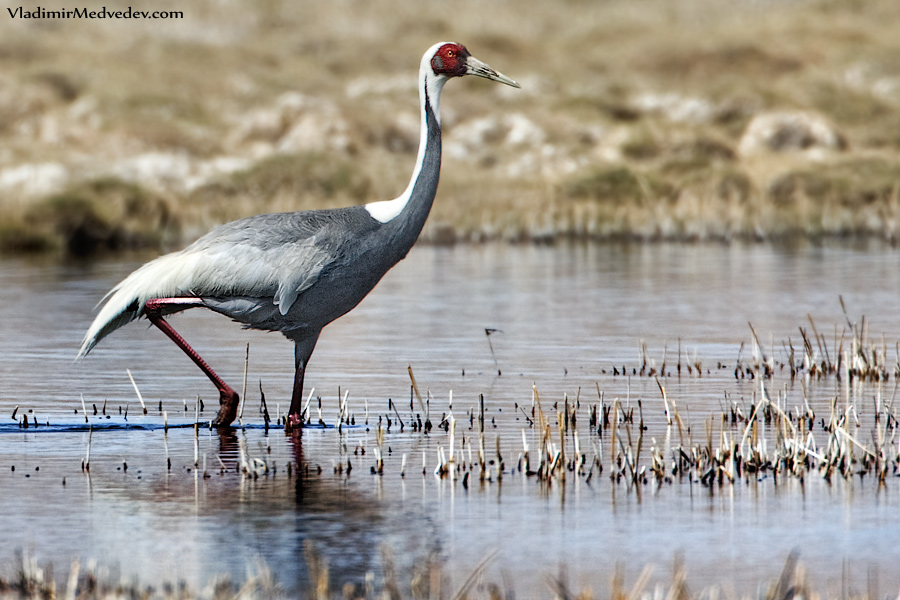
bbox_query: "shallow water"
[1,241,900,596]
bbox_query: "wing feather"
[77,207,370,358]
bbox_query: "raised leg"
[144,297,240,427]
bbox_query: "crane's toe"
[211,387,240,427]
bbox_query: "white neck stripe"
[365,43,449,224]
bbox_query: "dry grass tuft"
[0,547,867,600]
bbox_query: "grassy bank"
[1,0,899,255]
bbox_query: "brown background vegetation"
[1,0,899,255]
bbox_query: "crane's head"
[428,43,520,88]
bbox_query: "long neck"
[364,70,445,250]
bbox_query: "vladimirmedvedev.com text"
[7,6,183,18]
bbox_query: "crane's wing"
[181,215,340,315]
[77,207,375,358]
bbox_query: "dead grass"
[1,0,900,254]
[185,152,372,226]
[0,178,175,254]
[0,547,869,600]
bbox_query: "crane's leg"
[287,363,306,430]
[286,333,321,432]
[144,297,240,427]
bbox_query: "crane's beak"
[465,56,521,88]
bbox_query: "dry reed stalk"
[610,398,619,474]
[738,396,763,469]
[408,365,427,422]
[625,564,655,600]
[574,430,583,474]
[617,430,638,485]
[807,315,829,372]
[485,328,502,376]
[194,398,200,466]
[495,435,504,480]
[449,416,456,467]
[239,343,249,424]
[374,423,384,475]
[258,382,272,432]
[238,434,250,475]
[665,558,690,600]
[304,540,330,600]
[650,440,666,482]
[533,384,547,430]
[83,426,92,472]
[434,446,446,477]
[337,389,349,430]
[63,559,78,600]
[557,413,566,482]
[302,388,315,424]
[164,428,170,472]
[478,427,486,481]
[389,398,404,430]
[478,394,485,433]
[521,428,531,474]
[126,369,147,414]
[445,549,499,600]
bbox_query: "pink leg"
[144,297,240,427]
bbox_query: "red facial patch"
[430,43,469,77]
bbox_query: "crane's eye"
[446,50,454,58]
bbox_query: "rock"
[446,113,584,178]
[187,156,251,191]
[109,152,193,192]
[228,92,350,155]
[738,111,846,156]
[632,92,717,123]
[107,152,252,193]
[277,108,349,154]
[504,113,546,147]
[0,162,69,199]
[446,113,546,160]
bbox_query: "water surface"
[1,241,899,596]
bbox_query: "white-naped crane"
[77,42,519,429]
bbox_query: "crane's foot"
[284,412,303,435]
[211,387,240,427]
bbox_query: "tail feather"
[77,271,151,359]
[76,251,197,359]
[76,293,141,359]
[77,234,289,358]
